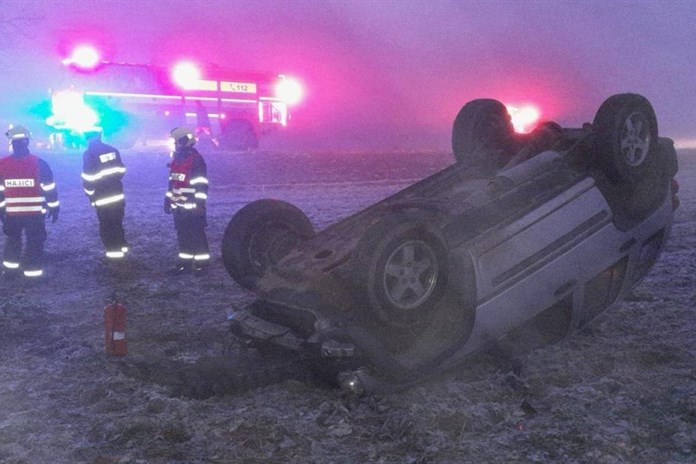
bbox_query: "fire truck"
[45,45,302,150]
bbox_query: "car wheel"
[452,99,516,174]
[221,120,258,151]
[591,95,673,229]
[222,199,315,290]
[592,93,658,184]
[354,214,449,327]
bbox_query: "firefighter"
[164,126,210,274]
[0,125,59,279]
[81,128,129,260]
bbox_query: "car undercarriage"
[222,93,679,393]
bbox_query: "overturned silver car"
[222,93,679,393]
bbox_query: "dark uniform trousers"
[3,215,47,271]
[96,203,127,254]
[173,210,209,263]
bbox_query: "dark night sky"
[1,0,695,150]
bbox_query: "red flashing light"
[63,45,101,70]
[275,77,303,105]
[507,104,540,134]
[172,61,201,89]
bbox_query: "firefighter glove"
[47,206,59,223]
[164,197,172,214]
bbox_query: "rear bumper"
[230,307,359,360]
[230,308,306,351]
[229,306,432,393]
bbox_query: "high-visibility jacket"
[166,148,208,212]
[81,140,126,208]
[0,154,59,217]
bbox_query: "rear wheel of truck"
[220,120,258,151]
[452,99,517,174]
[222,199,315,290]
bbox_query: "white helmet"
[5,125,31,140]
[170,126,196,148]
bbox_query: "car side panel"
[450,181,672,357]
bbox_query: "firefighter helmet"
[5,125,31,140]
[170,126,196,148]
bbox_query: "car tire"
[591,94,673,229]
[452,99,516,174]
[592,93,658,184]
[221,120,259,151]
[353,214,449,328]
[222,199,315,290]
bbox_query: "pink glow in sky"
[2,0,695,150]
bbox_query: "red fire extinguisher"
[104,294,127,356]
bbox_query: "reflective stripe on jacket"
[0,154,59,216]
[166,148,208,211]
[82,141,126,208]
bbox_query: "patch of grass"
[430,412,468,439]
[162,422,191,443]
[113,419,159,445]
[148,289,181,299]
[636,347,685,368]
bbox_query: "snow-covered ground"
[0,147,694,463]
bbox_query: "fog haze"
[1,0,694,150]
